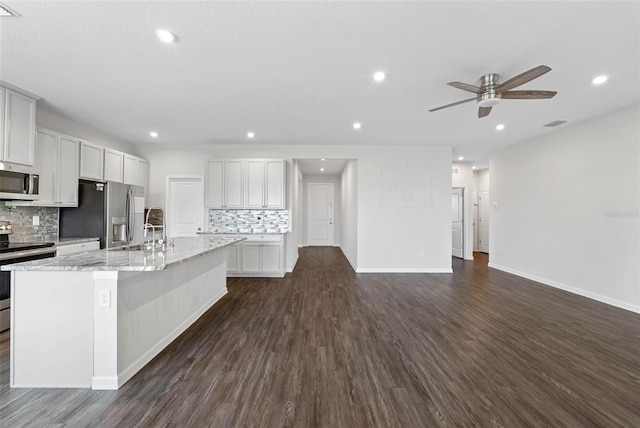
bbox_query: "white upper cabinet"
[58,134,80,206]
[78,137,146,187]
[103,148,124,183]
[265,160,285,208]
[136,158,149,190]
[207,159,285,209]
[246,160,265,208]
[246,159,285,209]
[30,127,79,207]
[0,88,4,155]
[2,88,36,166]
[123,154,149,191]
[79,140,104,181]
[34,128,57,205]
[123,153,137,185]
[206,160,244,208]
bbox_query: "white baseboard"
[339,246,357,272]
[113,288,228,389]
[92,376,118,390]
[227,272,285,278]
[488,263,640,314]
[287,253,299,273]
[356,267,453,273]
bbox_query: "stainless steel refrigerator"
[60,180,145,249]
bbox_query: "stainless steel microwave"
[0,163,39,200]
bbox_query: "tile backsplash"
[209,209,289,234]
[0,205,59,242]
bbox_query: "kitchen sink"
[108,244,147,251]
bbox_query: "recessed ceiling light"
[496,124,505,131]
[320,168,325,172]
[458,156,464,161]
[592,75,608,85]
[149,131,158,138]
[472,166,477,170]
[353,122,362,130]
[247,132,255,139]
[373,71,386,82]
[321,158,326,161]
[156,29,176,43]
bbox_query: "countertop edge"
[2,236,245,272]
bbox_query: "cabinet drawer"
[242,234,283,243]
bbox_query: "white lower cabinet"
[226,234,284,278]
[241,243,262,273]
[226,243,241,274]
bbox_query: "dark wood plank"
[1,248,639,427]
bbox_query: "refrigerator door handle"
[125,189,133,243]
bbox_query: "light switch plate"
[32,215,39,226]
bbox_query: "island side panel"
[92,271,119,390]
[113,249,228,388]
[11,271,94,388]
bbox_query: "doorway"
[452,188,464,258]
[307,183,334,246]
[166,176,204,237]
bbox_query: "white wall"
[340,160,358,270]
[136,144,452,273]
[36,106,135,154]
[451,162,475,260]
[302,174,342,246]
[490,103,640,313]
[286,160,302,272]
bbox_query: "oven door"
[0,248,56,332]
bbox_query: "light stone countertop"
[1,236,245,272]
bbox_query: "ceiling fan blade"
[429,97,477,112]
[495,65,551,92]
[447,81,482,94]
[501,90,557,99]
[478,106,492,118]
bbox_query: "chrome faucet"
[144,205,166,244]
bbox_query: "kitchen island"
[2,235,244,390]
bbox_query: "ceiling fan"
[429,65,557,118]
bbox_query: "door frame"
[165,175,205,238]
[307,182,335,246]
[452,187,464,259]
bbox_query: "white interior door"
[452,188,463,258]
[166,176,204,237]
[307,183,334,246]
[478,190,490,253]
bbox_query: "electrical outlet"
[98,289,111,307]
[32,215,39,226]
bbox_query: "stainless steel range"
[0,221,56,332]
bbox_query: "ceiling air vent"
[0,3,20,17]
[544,120,567,127]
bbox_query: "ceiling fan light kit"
[430,65,557,118]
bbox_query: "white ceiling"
[1,1,638,165]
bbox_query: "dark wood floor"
[1,248,639,427]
